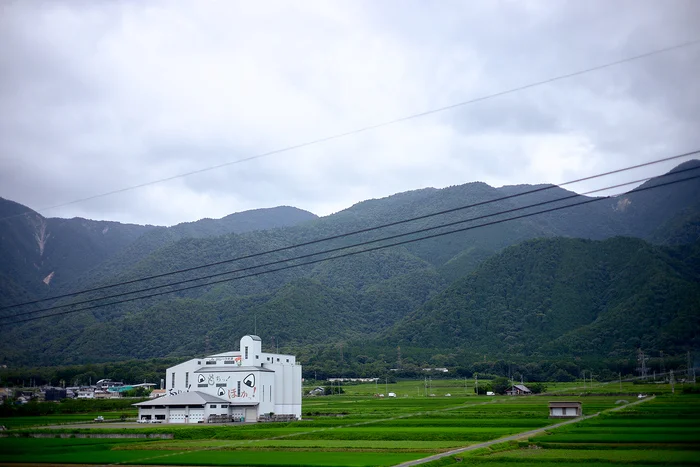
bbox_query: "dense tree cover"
[1,162,699,367]
[386,237,700,358]
[0,358,178,388]
[490,377,510,395]
[0,198,155,304]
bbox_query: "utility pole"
[475,374,478,395]
[660,350,666,377]
[670,370,675,394]
[385,377,388,396]
[688,351,693,382]
[619,372,622,392]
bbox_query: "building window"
[205,360,216,365]
[237,381,241,395]
[276,358,280,362]
[197,361,201,365]
[210,405,217,408]
[245,346,249,359]
[171,373,175,389]
[185,372,189,387]
[286,359,289,363]
[266,357,270,361]
[221,405,228,408]
[256,355,259,359]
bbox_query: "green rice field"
[441,393,700,467]
[0,382,698,466]
[0,411,135,429]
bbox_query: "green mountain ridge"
[384,236,700,358]
[1,161,699,366]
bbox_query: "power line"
[5,163,698,321]
[2,38,698,223]
[2,149,697,313]
[2,169,698,326]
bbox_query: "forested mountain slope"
[0,200,318,306]
[1,161,699,366]
[0,198,154,306]
[384,236,700,358]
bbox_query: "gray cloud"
[0,0,698,225]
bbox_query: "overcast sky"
[1,0,698,226]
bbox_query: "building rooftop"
[132,391,230,407]
[548,401,582,407]
[194,366,274,373]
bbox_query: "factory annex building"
[134,335,301,423]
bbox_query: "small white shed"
[548,401,582,418]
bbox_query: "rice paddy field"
[0,381,698,466]
[435,393,700,467]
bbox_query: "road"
[392,396,655,467]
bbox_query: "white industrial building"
[134,335,302,423]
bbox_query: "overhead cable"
[2,149,697,313]
[2,168,698,326]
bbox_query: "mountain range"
[1,160,699,368]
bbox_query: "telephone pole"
[688,351,695,382]
[670,370,675,394]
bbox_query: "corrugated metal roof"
[132,391,229,407]
[513,384,531,392]
[548,401,581,407]
[194,366,274,373]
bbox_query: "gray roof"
[132,391,229,407]
[194,366,273,373]
[549,401,581,407]
[513,384,531,392]
[245,335,262,341]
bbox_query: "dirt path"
[392,396,656,467]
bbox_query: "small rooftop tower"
[240,335,262,366]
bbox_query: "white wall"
[165,335,302,419]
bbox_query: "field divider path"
[392,395,656,467]
[110,398,505,466]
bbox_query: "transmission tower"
[637,349,648,379]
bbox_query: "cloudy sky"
[1,0,699,226]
